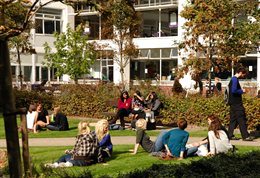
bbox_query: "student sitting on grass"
[186,115,233,157]
[95,119,113,162]
[206,115,233,156]
[45,121,98,168]
[162,119,197,160]
[46,106,69,131]
[26,104,36,132]
[33,102,50,133]
[130,119,167,155]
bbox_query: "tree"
[179,0,260,94]
[0,0,97,176]
[44,24,97,84]
[101,0,140,87]
[9,32,36,89]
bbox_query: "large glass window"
[75,15,100,40]
[139,8,177,37]
[24,66,32,81]
[131,48,177,80]
[35,8,62,34]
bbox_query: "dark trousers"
[109,108,130,128]
[228,105,249,139]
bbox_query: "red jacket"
[118,98,132,110]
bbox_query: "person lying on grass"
[130,118,167,154]
[162,119,198,160]
[45,121,98,168]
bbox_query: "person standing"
[228,66,254,141]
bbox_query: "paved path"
[0,136,259,147]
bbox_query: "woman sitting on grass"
[131,119,167,154]
[206,115,233,156]
[45,121,98,168]
[46,106,69,131]
[95,119,113,162]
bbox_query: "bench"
[101,100,163,130]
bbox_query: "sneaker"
[44,162,59,168]
[58,162,73,167]
[243,136,254,141]
[230,136,240,140]
[150,118,155,123]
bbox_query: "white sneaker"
[44,162,59,168]
[150,118,155,123]
[58,162,73,167]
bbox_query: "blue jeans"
[186,146,198,157]
[46,124,60,131]
[153,130,167,152]
[57,154,87,166]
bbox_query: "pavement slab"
[0,136,259,147]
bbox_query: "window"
[35,8,62,34]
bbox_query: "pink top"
[118,98,132,110]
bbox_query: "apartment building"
[11,0,259,89]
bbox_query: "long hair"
[134,90,142,100]
[95,119,109,141]
[78,121,90,135]
[120,90,129,102]
[150,92,158,102]
[208,115,221,139]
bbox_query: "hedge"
[116,151,260,178]
[14,83,260,130]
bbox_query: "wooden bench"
[100,100,163,130]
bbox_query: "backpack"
[224,80,231,105]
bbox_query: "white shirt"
[26,111,36,129]
[208,130,233,154]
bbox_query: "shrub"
[14,89,53,110]
[117,151,260,178]
[13,82,260,130]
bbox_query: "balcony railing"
[76,0,178,13]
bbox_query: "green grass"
[23,145,260,178]
[0,114,242,139]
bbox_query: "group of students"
[132,114,234,159]
[26,102,69,133]
[45,119,112,168]
[45,114,233,168]
[109,90,162,129]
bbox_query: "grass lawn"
[22,145,260,178]
[0,115,242,139]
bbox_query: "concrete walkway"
[0,136,259,147]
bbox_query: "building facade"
[11,0,259,90]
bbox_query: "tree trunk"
[0,40,22,178]
[17,45,23,89]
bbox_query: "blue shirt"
[99,134,113,153]
[162,128,189,157]
[231,76,243,95]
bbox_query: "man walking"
[228,66,254,141]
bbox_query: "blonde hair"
[78,121,90,135]
[95,119,109,141]
[136,119,147,130]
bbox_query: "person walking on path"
[227,66,254,141]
